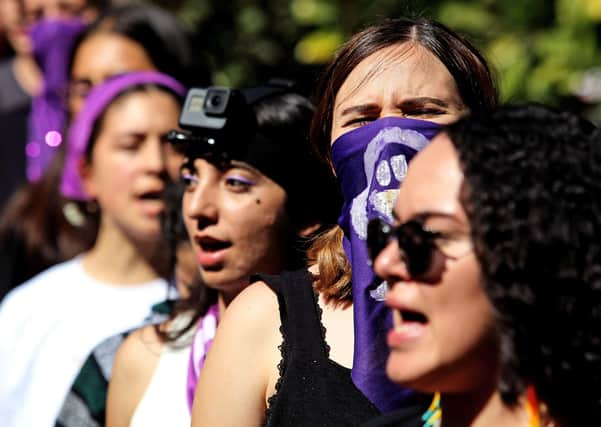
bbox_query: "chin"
[385,353,432,391]
[129,225,163,244]
[200,270,246,293]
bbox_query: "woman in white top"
[0,71,186,427]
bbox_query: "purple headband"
[60,71,186,200]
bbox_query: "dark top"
[361,406,428,427]
[259,268,380,426]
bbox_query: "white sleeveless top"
[130,314,195,427]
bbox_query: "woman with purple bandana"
[192,17,497,426]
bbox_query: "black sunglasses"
[367,218,443,278]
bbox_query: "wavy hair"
[446,104,601,426]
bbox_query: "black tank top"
[258,268,380,426]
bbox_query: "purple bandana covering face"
[331,116,442,412]
[27,19,85,181]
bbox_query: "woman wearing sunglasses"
[192,17,497,426]
[370,104,601,426]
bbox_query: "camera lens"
[203,88,230,115]
[209,94,222,108]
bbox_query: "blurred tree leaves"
[149,0,601,121]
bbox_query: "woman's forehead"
[334,43,462,115]
[396,134,464,221]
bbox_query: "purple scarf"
[186,303,219,412]
[331,117,442,412]
[26,19,85,181]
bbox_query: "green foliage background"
[149,0,601,122]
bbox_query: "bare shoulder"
[114,324,164,375]
[192,282,282,426]
[218,280,280,340]
[107,324,165,426]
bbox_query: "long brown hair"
[308,17,498,303]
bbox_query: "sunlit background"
[146,0,601,124]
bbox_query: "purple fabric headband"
[60,71,185,200]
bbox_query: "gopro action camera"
[166,86,254,161]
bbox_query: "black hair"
[69,4,209,88]
[253,92,341,224]
[250,90,342,270]
[446,104,601,426]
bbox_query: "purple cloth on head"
[27,19,85,181]
[60,71,185,200]
[330,117,442,412]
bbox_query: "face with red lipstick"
[373,132,498,394]
[181,157,292,299]
[81,89,182,242]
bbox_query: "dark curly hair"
[445,104,601,426]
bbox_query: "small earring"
[62,201,85,227]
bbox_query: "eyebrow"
[412,211,461,224]
[225,160,264,178]
[339,97,453,118]
[339,103,380,118]
[116,131,145,139]
[392,210,459,224]
[399,97,451,108]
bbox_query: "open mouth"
[398,309,428,324]
[195,236,232,269]
[138,190,164,201]
[388,308,428,346]
[198,237,231,252]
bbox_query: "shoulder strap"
[254,269,327,359]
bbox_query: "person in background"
[0,3,204,298]
[0,71,185,427]
[0,0,106,208]
[369,104,601,426]
[56,180,202,427]
[106,85,341,427]
[191,16,497,426]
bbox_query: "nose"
[184,177,218,230]
[143,138,168,176]
[373,239,410,285]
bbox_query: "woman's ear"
[78,157,97,199]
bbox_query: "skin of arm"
[106,325,164,427]
[191,281,282,427]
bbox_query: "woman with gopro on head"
[105,84,340,427]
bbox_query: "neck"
[12,55,42,96]
[217,280,249,314]
[82,219,169,285]
[217,293,228,318]
[441,386,530,427]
